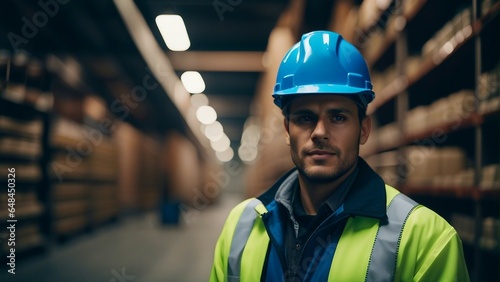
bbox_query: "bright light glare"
[196,105,217,124]
[238,144,258,163]
[204,121,224,141]
[216,147,234,162]
[210,134,230,152]
[181,71,205,93]
[155,15,190,51]
[241,125,260,146]
[190,93,209,108]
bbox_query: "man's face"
[284,95,371,183]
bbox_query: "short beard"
[295,160,355,184]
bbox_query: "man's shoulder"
[226,198,264,220]
[384,185,456,232]
[407,204,454,229]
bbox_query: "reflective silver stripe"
[366,193,418,282]
[227,198,261,281]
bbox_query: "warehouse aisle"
[1,193,243,282]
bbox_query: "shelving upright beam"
[472,0,483,281]
[395,0,408,185]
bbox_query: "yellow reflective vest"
[211,164,469,281]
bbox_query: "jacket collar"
[257,157,387,221]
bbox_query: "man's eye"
[296,115,315,123]
[331,115,346,122]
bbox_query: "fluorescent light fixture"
[196,105,217,125]
[204,121,224,141]
[181,71,206,93]
[155,14,190,51]
[190,93,209,108]
[216,147,234,162]
[210,134,230,152]
[241,124,261,146]
[238,144,258,163]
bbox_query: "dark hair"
[350,96,367,123]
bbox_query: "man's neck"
[298,164,357,215]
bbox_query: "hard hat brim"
[272,84,374,109]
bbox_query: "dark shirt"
[282,165,359,281]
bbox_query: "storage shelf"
[359,1,499,280]
[403,113,483,143]
[365,111,487,156]
[0,96,48,119]
[365,0,428,67]
[461,236,499,254]
[368,2,500,114]
[0,81,49,258]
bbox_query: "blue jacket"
[210,158,469,281]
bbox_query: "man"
[210,31,469,281]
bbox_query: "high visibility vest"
[211,185,470,281]
[226,185,414,281]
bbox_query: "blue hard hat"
[272,30,375,109]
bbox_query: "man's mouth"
[307,150,337,160]
[308,150,335,155]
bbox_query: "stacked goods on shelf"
[2,51,28,104]
[404,146,466,187]
[366,146,468,188]
[452,214,500,252]
[0,188,45,254]
[0,51,7,93]
[357,0,427,67]
[140,136,163,211]
[0,116,44,139]
[51,182,88,236]
[363,89,478,156]
[365,150,400,187]
[484,0,500,15]
[370,66,398,96]
[405,90,476,136]
[0,133,42,160]
[478,64,500,115]
[0,51,53,111]
[421,8,472,65]
[431,164,500,190]
[90,184,118,226]
[50,117,90,238]
[87,137,119,227]
[357,1,499,278]
[0,51,53,256]
[82,95,119,226]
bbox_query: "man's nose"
[311,118,329,141]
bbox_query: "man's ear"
[284,118,290,146]
[359,115,371,145]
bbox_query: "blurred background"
[0,0,498,281]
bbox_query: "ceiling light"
[216,147,234,163]
[190,93,209,108]
[210,134,230,152]
[196,105,217,124]
[155,15,190,51]
[204,121,224,141]
[181,71,206,93]
[238,144,258,163]
[241,124,261,146]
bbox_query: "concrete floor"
[1,194,243,282]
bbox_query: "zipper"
[292,213,350,281]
